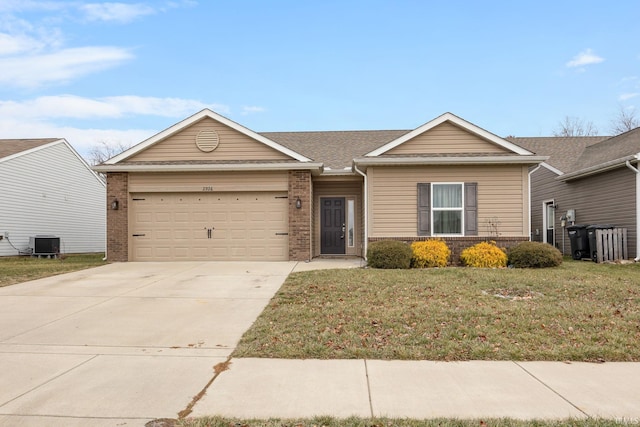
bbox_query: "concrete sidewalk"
[192,358,640,421]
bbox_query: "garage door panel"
[130,191,288,261]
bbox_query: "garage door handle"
[275,232,289,236]
[132,234,146,237]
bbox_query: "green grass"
[233,260,640,361]
[0,253,107,287]
[177,416,638,427]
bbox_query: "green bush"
[367,240,412,269]
[411,239,450,268]
[508,241,563,268]
[460,241,507,268]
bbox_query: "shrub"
[411,239,450,268]
[367,240,412,269]
[508,241,563,268]
[460,241,507,268]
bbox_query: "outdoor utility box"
[566,225,590,260]
[29,235,60,257]
[586,224,615,262]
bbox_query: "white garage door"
[130,192,289,261]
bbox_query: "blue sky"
[1,1,639,159]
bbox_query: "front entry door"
[321,197,346,254]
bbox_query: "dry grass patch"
[233,261,640,361]
[0,253,107,287]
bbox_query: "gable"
[385,122,511,155]
[128,117,293,162]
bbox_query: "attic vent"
[195,129,220,152]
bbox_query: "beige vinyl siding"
[368,165,529,238]
[128,171,289,193]
[129,117,292,162]
[530,165,636,256]
[313,177,363,257]
[386,122,510,155]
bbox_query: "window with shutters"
[418,182,477,237]
[433,183,463,234]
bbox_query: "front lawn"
[233,260,640,361]
[0,253,107,287]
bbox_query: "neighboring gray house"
[0,138,106,257]
[510,127,640,260]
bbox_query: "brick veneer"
[106,172,129,261]
[368,236,529,265]
[289,170,312,261]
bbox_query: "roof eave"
[559,155,637,182]
[93,162,325,174]
[320,168,356,176]
[353,155,548,169]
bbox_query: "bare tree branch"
[552,116,599,137]
[88,140,132,165]
[609,106,640,135]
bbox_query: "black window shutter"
[417,183,431,236]
[465,182,478,236]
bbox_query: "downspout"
[625,156,640,261]
[528,165,542,242]
[354,164,368,260]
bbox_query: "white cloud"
[0,1,68,13]
[0,46,133,88]
[0,94,229,158]
[0,115,155,159]
[241,106,266,115]
[619,93,639,101]
[566,48,604,68]
[80,3,156,24]
[0,32,44,55]
[0,95,226,119]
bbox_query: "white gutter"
[561,155,637,182]
[625,156,640,261]
[93,162,324,173]
[353,155,548,167]
[354,164,368,260]
[528,164,542,242]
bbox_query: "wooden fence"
[594,228,628,263]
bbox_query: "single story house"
[0,138,106,257]
[510,127,640,260]
[94,109,546,262]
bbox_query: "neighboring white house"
[0,138,106,256]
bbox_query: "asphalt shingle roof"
[0,139,59,160]
[577,127,640,171]
[260,130,410,170]
[508,136,609,173]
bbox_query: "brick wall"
[106,172,128,261]
[288,170,311,261]
[368,236,529,265]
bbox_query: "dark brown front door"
[321,197,346,254]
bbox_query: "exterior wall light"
[111,199,119,210]
[296,197,302,209]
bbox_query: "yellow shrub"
[460,241,507,268]
[411,239,450,268]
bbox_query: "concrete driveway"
[0,261,297,426]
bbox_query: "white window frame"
[431,182,465,236]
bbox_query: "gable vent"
[195,129,220,152]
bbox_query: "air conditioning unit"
[30,235,60,256]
